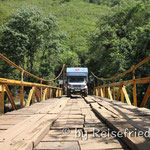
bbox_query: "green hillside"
[0,0,109,66]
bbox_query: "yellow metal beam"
[91,56,150,81]
[100,88,104,98]
[0,85,6,91]
[0,53,65,82]
[59,89,62,97]
[0,85,4,114]
[26,87,35,106]
[5,85,17,110]
[42,88,47,101]
[98,77,150,88]
[108,87,113,100]
[0,78,62,90]
[56,89,59,97]
[122,86,132,105]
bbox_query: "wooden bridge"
[0,53,150,150]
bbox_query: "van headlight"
[68,84,72,88]
[83,84,87,88]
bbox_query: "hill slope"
[0,0,110,66]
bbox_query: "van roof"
[66,67,88,73]
[66,67,88,77]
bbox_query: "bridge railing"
[93,56,150,108]
[0,53,64,114]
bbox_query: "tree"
[87,0,150,106]
[39,15,65,79]
[0,7,45,73]
[0,6,64,81]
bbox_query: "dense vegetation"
[0,0,150,106]
[88,0,150,77]
[0,0,108,80]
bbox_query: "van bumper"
[69,88,87,94]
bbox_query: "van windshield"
[69,77,84,83]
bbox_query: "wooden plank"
[0,130,5,134]
[84,97,95,103]
[0,115,29,123]
[140,84,150,107]
[122,86,132,105]
[42,130,76,142]
[59,115,84,119]
[13,114,57,147]
[34,141,80,150]
[48,99,68,114]
[90,99,150,150]
[96,101,124,118]
[0,124,14,130]
[0,114,45,142]
[79,135,127,150]
[93,95,150,126]
[0,140,33,150]
[0,114,58,150]
[35,99,65,114]
[91,103,118,120]
[102,98,150,118]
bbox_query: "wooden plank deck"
[0,96,150,150]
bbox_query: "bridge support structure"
[93,56,150,108]
[0,53,64,114]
